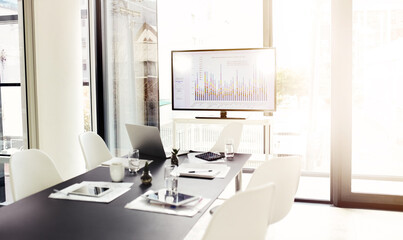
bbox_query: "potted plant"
[140,162,152,185]
[171,148,180,166]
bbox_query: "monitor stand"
[195,111,246,120]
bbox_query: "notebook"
[125,124,187,159]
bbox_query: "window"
[157,0,263,152]
[0,1,25,155]
[351,0,403,197]
[331,0,403,210]
[0,0,24,204]
[81,0,91,132]
[97,0,158,156]
[271,0,331,201]
[92,0,403,209]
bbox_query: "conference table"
[0,153,250,240]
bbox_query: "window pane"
[158,0,263,152]
[0,24,20,83]
[81,0,91,132]
[0,87,23,154]
[273,0,331,200]
[352,1,403,196]
[103,0,158,156]
[0,1,25,158]
[0,1,17,16]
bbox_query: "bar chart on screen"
[172,48,276,111]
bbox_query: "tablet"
[69,185,111,198]
[145,190,200,207]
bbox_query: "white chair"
[79,131,113,171]
[9,149,63,201]
[246,156,301,224]
[202,182,276,240]
[210,122,243,153]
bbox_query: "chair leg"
[209,205,220,214]
[235,172,242,192]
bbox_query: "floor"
[266,202,403,240]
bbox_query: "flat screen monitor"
[171,48,276,118]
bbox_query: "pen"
[188,170,213,173]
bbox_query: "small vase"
[141,170,152,185]
[171,155,179,166]
[141,161,152,185]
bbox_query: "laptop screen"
[125,124,168,159]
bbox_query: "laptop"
[125,124,187,159]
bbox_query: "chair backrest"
[246,156,301,224]
[9,149,63,201]
[210,122,243,153]
[78,132,113,170]
[202,182,275,240]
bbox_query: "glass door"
[333,0,403,209]
[351,0,403,197]
[272,0,331,201]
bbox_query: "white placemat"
[176,163,230,179]
[101,157,153,169]
[125,190,211,217]
[49,181,133,203]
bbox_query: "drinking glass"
[164,165,178,195]
[128,149,140,174]
[225,139,234,160]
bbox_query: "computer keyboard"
[195,152,224,161]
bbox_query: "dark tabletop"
[0,153,250,240]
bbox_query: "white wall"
[32,0,85,179]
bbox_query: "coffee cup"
[110,162,125,182]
